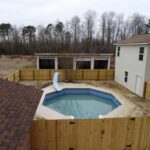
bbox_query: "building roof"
[114,34,150,45]
[0,79,43,150]
[35,53,113,57]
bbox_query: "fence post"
[97,70,99,81]
[49,69,51,80]
[19,70,21,81]
[13,74,15,83]
[33,70,34,80]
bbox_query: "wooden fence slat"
[19,69,115,81]
[101,118,112,150]
[83,70,98,80]
[4,69,115,81]
[145,82,150,100]
[30,117,150,150]
[65,69,83,80]
[19,69,34,80]
[45,120,56,150]
[34,69,50,80]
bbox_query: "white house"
[114,34,150,97]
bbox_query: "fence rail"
[30,117,150,150]
[19,69,115,81]
[3,69,150,100]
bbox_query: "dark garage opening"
[94,60,108,69]
[39,59,55,69]
[76,61,91,69]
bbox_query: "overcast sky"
[0,0,150,26]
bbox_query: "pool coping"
[35,83,137,120]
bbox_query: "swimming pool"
[43,88,121,119]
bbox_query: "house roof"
[114,34,150,45]
[0,79,43,150]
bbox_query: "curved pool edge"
[43,88,122,107]
[35,83,136,120]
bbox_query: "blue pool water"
[43,89,121,119]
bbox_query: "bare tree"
[129,13,146,36]
[37,25,46,43]
[115,14,124,41]
[104,12,116,49]
[120,19,131,40]
[12,26,20,44]
[82,10,97,52]
[101,12,107,47]
[145,19,150,33]
[0,11,148,55]
[70,16,81,45]
[84,10,97,41]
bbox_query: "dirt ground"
[19,80,150,117]
[1,55,150,118]
[82,80,150,117]
[0,55,115,79]
[0,55,36,78]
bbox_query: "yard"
[1,55,150,118]
[19,80,150,118]
[0,55,36,78]
[1,55,150,149]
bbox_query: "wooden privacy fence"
[30,117,150,150]
[3,69,150,100]
[3,70,20,83]
[19,69,115,81]
[145,82,150,101]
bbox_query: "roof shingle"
[0,79,43,150]
[114,34,150,45]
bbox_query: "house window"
[139,47,144,61]
[124,71,128,82]
[117,47,120,57]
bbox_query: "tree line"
[0,10,150,55]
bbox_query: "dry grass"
[0,55,36,78]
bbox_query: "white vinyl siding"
[115,45,148,97]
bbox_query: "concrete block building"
[35,53,113,70]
